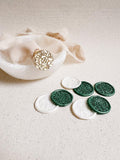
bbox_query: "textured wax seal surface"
[87,96,111,114]
[34,95,58,113]
[61,77,81,89]
[33,49,54,70]
[94,82,115,97]
[50,89,73,107]
[72,99,96,120]
[73,81,94,97]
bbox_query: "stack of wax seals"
[34,77,115,120]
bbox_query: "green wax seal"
[87,96,111,114]
[94,82,115,97]
[73,81,94,97]
[50,89,73,107]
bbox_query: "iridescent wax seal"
[33,49,54,70]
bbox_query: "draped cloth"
[0,28,85,80]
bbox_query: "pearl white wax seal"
[72,99,96,120]
[34,95,58,114]
[61,77,81,89]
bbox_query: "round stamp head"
[87,96,111,114]
[50,89,73,107]
[94,82,115,97]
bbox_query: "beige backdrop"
[0,0,120,160]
